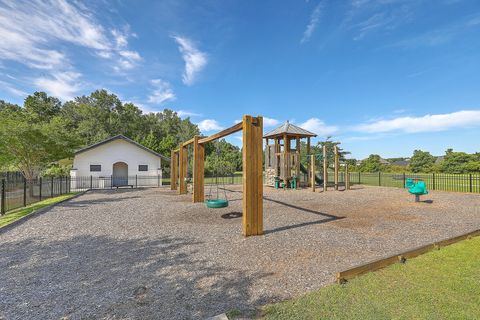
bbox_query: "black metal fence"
[0,176,72,215]
[0,175,166,215]
[294,171,480,193]
[347,172,480,193]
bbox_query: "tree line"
[356,150,480,174]
[0,90,242,180]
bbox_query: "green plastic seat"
[405,178,416,189]
[206,199,229,208]
[408,181,428,195]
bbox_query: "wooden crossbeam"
[183,137,195,146]
[198,122,243,144]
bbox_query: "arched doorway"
[112,162,128,187]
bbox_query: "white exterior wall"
[71,139,162,188]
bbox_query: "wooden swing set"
[170,115,263,237]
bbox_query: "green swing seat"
[206,199,229,208]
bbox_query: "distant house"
[357,157,390,166]
[435,156,445,164]
[391,159,410,167]
[70,135,168,188]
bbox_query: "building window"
[138,165,148,172]
[90,165,101,172]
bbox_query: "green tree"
[358,154,385,172]
[24,92,62,122]
[440,150,476,174]
[0,108,80,181]
[409,150,436,173]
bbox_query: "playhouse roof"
[263,121,317,139]
[75,134,170,161]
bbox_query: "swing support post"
[193,135,205,202]
[179,115,263,237]
[179,143,188,194]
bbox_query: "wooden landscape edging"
[336,229,480,284]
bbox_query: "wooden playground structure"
[170,116,350,237]
[264,121,350,192]
[171,115,263,237]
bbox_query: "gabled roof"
[263,121,317,139]
[75,135,169,161]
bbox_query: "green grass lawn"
[0,192,81,228]
[261,236,480,320]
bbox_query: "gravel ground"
[0,185,479,319]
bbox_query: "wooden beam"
[192,135,205,202]
[242,115,263,236]
[323,145,328,191]
[179,144,187,194]
[307,137,311,187]
[198,122,243,144]
[296,137,300,180]
[170,150,177,190]
[183,137,195,146]
[310,154,315,192]
[345,163,350,190]
[336,229,480,284]
[334,145,339,191]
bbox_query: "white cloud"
[34,71,82,101]
[263,117,281,127]
[0,0,110,70]
[173,36,207,85]
[0,0,142,94]
[147,79,176,104]
[176,110,202,118]
[301,1,325,43]
[198,119,224,132]
[356,110,480,133]
[233,117,279,127]
[0,81,28,97]
[299,118,338,136]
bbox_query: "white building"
[70,135,169,188]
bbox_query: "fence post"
[23,177,27,207]
[158,174,160,187]
[402,172,406,188]
[433,173,436,190]
[378,172,381,186]
[60,176,63,195]
[90,175,93,190]
[1,179,5,215]
[111,175,113,189]
[470,174,473,193]
[232,173,234,185]
[358,172,361,184]
[135,175,138,188]
[51,176,54,198]
[66,176,69,193]
[39,177,42,201]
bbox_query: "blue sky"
[1,0,480,159]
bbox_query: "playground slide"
[299,163,324,185]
